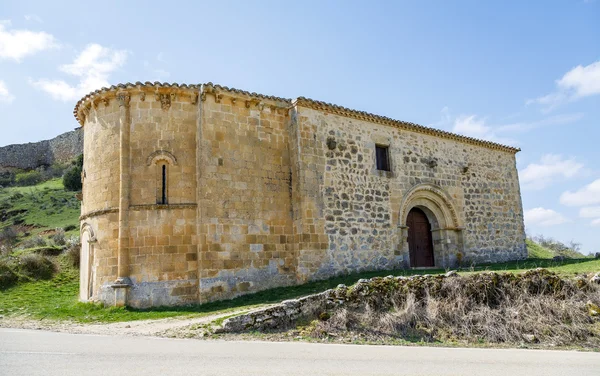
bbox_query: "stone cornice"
[294,97,520,153]
[73,82,520,153]
[73,82,201,125]
[79,207,119,221]
[201,82,291,108]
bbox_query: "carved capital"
[155,93,172,110]
[116,93,130,107]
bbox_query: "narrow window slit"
[161,164,167,204]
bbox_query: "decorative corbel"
[155,93,171,110]
[82,105,91,117]
[215,93,223,103]
[140,92,146,101]
[258,102,265,111]
[200,92,207,102]
[102,98,110,107]
[191,93,199,105]
[245,100,251,108]
[116,93,131,107]
[231,98,237,105]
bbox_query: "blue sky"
[1,1,599,253]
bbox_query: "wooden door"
[407,208,435,267]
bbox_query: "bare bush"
[17,253,55,280]
[309,271,600,348]
[50,228,66,246]
[65,240,81,268]
[0,257,18,289]
[19,236,47,249]
[0,227,18,246]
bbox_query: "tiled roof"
[73,82,520,153]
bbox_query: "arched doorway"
[406,207,435,267]
[80,231,91,301]
[79,223,96,302]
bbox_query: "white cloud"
[591,218,600,227]
[31,43,128,102]
[0,80,15,103]
[453,115,490,138]
[560,179,600,206]
[0,20,58,61]
[431,107,578,147]
[579,206,600,218]
[24,14,43,23]
[524,207,569,227]
[528,60,600,110]
[496,113,584,133]
[519,154,584,190]
[451,114,517,145]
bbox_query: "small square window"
[376,145,390,171]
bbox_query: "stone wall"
[0,129,83,171]
[198,92,296,303]
[293,102,526,277]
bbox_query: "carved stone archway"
[146,150,178,166]
[79,222,97,301]
[397,184,464,268]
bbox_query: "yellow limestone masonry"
[74,83,526,308]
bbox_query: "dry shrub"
[0,257,18,289]
[0,227,18,246]
[19,236,47,249]
[310,270,600,348]
[17,253,55,280]
[50,228,66,246]
[65,241,80,268]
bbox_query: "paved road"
[1,328,599,376]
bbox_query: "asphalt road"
[1,328,599,376]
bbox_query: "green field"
[0,178,80,238]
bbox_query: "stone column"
[112,92,132,306]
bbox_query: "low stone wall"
[216,273,435,333]
[216,291,331,333]
[0,129,82,171]
[216,269,600,333]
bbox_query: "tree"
[63,154,83,191]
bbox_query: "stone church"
[74,82,526,308]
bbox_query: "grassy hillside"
[526,239,556,259]
[0,178,80,239]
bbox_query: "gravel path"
[0,306,269,338]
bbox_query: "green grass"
[0,178,80,237]
[526,239,555,259]
[1,253,599,324]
